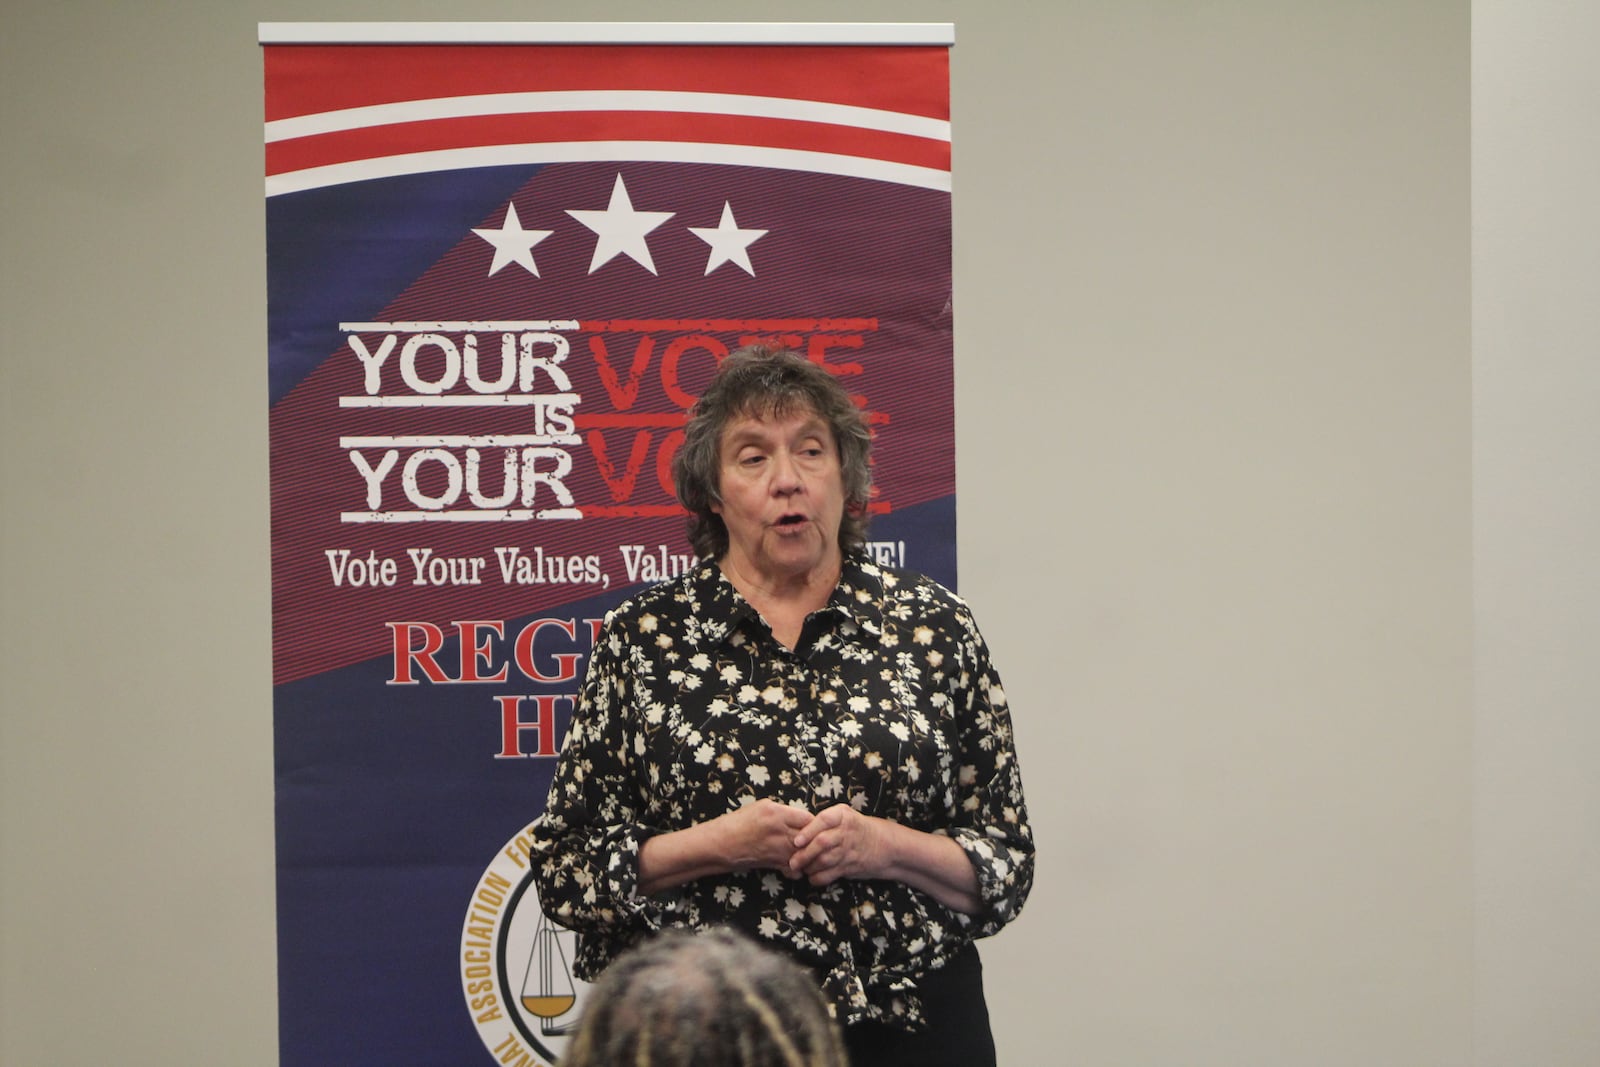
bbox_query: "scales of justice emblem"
[520,910,581,1035]
[464,827,594,1063]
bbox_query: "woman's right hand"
[713,799,815,873]
[638,800,813,895]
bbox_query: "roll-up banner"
[262,22,955,1065]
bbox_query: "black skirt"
[841,943,996,1067]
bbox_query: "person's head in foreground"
[561,927,848,1067]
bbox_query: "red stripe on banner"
[266,110,948,177]
[263,44,949,122]
[575,413,688,428]
[580,318,879,332]
[571,411,888,428]
[573,502,893,520]
[579,505,688,518]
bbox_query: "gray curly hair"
[672,345,873,560]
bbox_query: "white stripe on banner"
[258,22,955,45]
[339,509,584,522]
[266,91,950,143]
[338,435,583,447]
[337,395,587,409]
[265,142,951,197]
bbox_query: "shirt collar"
[683,550,887,651]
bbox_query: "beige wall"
[0,2,1589,1065]
[1472,2,1600,1063]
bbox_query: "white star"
[471,202,553,277]
[565,174,675,275]
[689,202,769,277]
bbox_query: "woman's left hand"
[789,804,984,914]
[788,804,891,885]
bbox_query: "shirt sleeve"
[527,610,680,972]
[943,600,1035,937]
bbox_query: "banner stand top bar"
[258,22,954,46]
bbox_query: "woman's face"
[712,406,845,585]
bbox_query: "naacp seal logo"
[462,822,591,1065]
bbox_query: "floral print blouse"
[529,552,1033,1028]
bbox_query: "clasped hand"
[719,799,890,886]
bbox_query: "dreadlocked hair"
[560,927,848,1067]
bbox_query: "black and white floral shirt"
[529,551,1033,1028]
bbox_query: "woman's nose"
[771,453,802,492]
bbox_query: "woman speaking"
[530,345,1033,1066]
